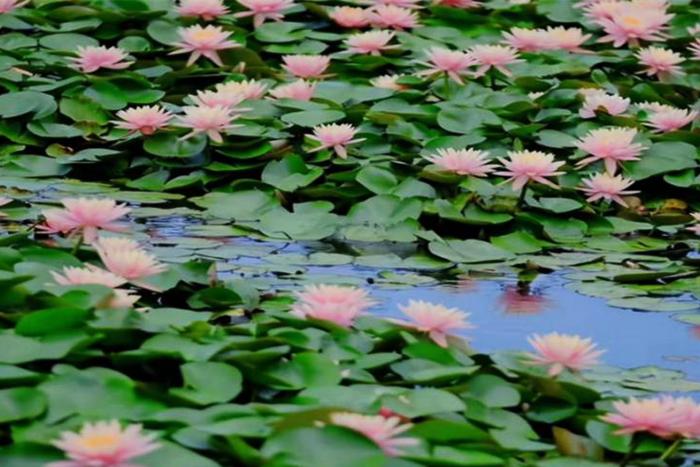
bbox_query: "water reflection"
[693,326,700,340]
[498,283,549,315]
[453,275,479,293]
[143,217,700,385]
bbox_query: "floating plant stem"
[659,438,682,462]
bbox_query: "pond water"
[145,216,700,387]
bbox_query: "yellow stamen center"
[619,15,642,27]
[79,434,121,450]
[191,29,217,41]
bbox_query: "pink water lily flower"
[190,80,266,110]
[110,289,141,309]
[72,46,132,73]
[582,0,625,21]
[330,413,419,456]
[579,90,630,118]
[526,332,604,376]
[601,397,683,438]
[644,107,698,133]
[636,46,684,79]
[50,266,139,309]
[496,150,565,191]
[176,105,239,143]
[95,237,167,283]
[468,44,522,77]
[502,28,550,52]
[689,213,700,235]
[329,6,371,28]
[367,5,419,30]
[177,0,230,20]
[170,25,240,66]
[39,198,131,243]
[631,0,669,9]
[345,30,398,55]
[307,123,364,158]
[691,40,700,60]
[432,0,480,9]
[291,284,375,327]
[370,74,408,90]
[371,0,422,9]
[671,398,700,438]
[114,105,172,136]
[394,300,473,348]
[234,0,294,28]
[191,89,248,109]
[269,80,316,100]
[416,47,474,84]
[51,265,127,288]
[595,8,673,47]
[575,127,645,174]
[579,172,638,207]
[0,0,28,13]
[216,79,268,100]
[636,101,674,113]
[544,26,591,52]
[282,55,331,79]
[49,420,159,467]
[425,148,496,176]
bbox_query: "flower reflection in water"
[692,325,700,340]
[499,282,549,315]
[452,274,480,293]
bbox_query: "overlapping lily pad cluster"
[0,0,700,465]
[0,228,698,466]
[0,0,698,241]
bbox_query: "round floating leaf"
[170,362,243,405]
[39,33,98,50]
[356,166,398,195]
[27,121,83,138]
[59,98,110,124]
[536,130,577,148]
[261,155,323,192]
[16,307,90,337]
[428,239,515,263]
[146,20,180,45]
[262,426,386,467]
[0,92,57,119]
[462,374,521,408]
[0,388,46,423]
[382,388,466,417]
[491,231,545,254]
[258,352,342,390]
[118,35,151,51]
[584,420,630,453]
[254,21,306,43]
[437,107,500,134]
[626,142,698,180]
[281,110,345,127]
[137,441,222,467]
[143,133,207,158]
